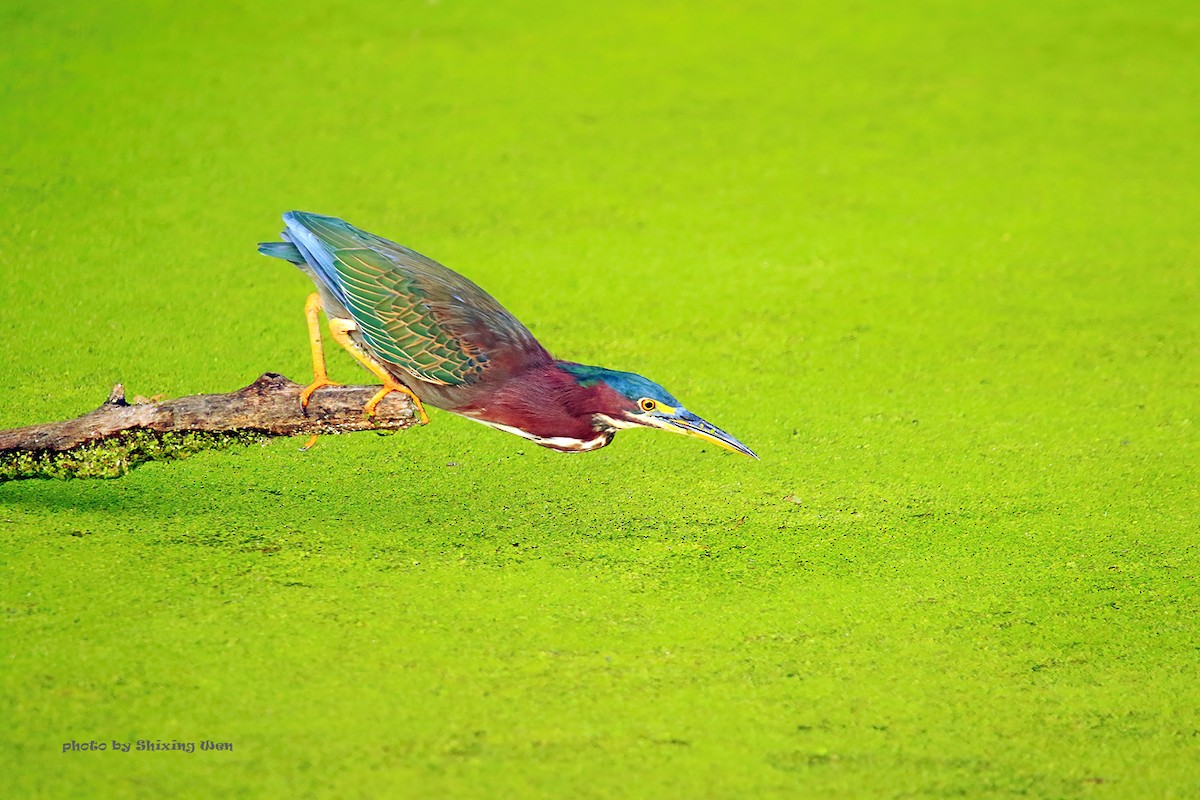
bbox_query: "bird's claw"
[300,377,342,410]
[363,385,429,425]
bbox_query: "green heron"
[259,212,756,458]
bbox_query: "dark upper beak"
[669,410,758,459]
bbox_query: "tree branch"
[0,372,422,481]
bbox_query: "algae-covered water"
[2,1,1198,797]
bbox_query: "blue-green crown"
[559,363,683,407]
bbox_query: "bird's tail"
[257,240,305,264]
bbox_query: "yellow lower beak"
[668,411,758,459]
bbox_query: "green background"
[2,0,1198,796]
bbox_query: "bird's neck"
[450,361,628,451]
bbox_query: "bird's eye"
[639,398,657,412]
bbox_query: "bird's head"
[558,363,758,458]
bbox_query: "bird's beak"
[667,410,759,459]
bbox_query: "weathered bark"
[0,372,422,481]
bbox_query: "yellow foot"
[300,377,342,409]
[364,384,430,425]
[299,434,320,451]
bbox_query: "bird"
[259,211,756,458]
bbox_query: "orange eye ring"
[639,398,657,412]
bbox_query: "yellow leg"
[327,318,430,425]
[299,293,343,408]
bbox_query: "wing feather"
[281,211,549,386]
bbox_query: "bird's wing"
[282,211,551,386]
